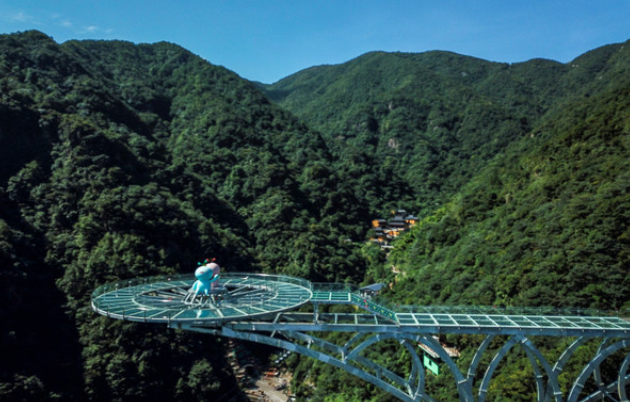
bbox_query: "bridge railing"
[92,275,630,321]
[91,272,314,300]
[394,304,630,317]
[304,282,630,320]
[311,282,399,322]
[91,274,195,300]
[311,282,359,293]
[221,271,316,290]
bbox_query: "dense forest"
[1,30,629,401]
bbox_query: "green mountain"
[274,42,630,310]
[389,73,630,309]
[264,46,628,217]
[1,29,630,402]
[265,43,630,310]
[264,42,630,401]
[0,30,368,401]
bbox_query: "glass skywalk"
[92,274,630,337]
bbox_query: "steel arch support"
[183,324,414,398]
[466,335,495,387]
[520,342,546,402]
[592,338,617,402]
[345,332,474,402]
[282,330,344,356]
[331,332,413,390]
[401,339,427,400]
[280,330,413,387]
[567,339,630,402]
[281,328,410,390]
[477,335,563,402]
[177,323,630,402]
[579,373,630,402]
[544,337,589,402]
[618,353,630,402]
[346,332,390,361]
[221,327,418,402]
[580,375,630,402]
[215,326,477,402]
[267,330,411,391]
[520,338,563,402]
[478,334,522,402]
[467,335,564,401]
[344,331,371,352]
[413,334,475,402]
[343,333,443,396]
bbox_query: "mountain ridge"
[0,30,369,401]
[263,40,630,216]
[1,29,630,401]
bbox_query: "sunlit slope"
[389,63,630,310]
[265,44,629,218]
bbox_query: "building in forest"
[370,209,418,248]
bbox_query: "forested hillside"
[265,42,630,401]
[1,29,630,402]
[388,59,630,311]
[266,42,630,311]
[265,45,627,217]
[0,30,369,401]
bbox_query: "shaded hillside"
[265,46,628,216]
[0,30,368,402]
[59,38,372,277]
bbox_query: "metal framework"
[92,273,630,402]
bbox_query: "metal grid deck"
[91,273,313,323]
[307,291,630,337]
[92,277,630,337]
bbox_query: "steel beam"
[96,275,630,402]
[567,339,630,402]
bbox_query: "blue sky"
[2,0,630,83]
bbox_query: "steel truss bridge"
[91,273,630,402]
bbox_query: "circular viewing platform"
[92,272,630,337]
[91,273,313,324]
